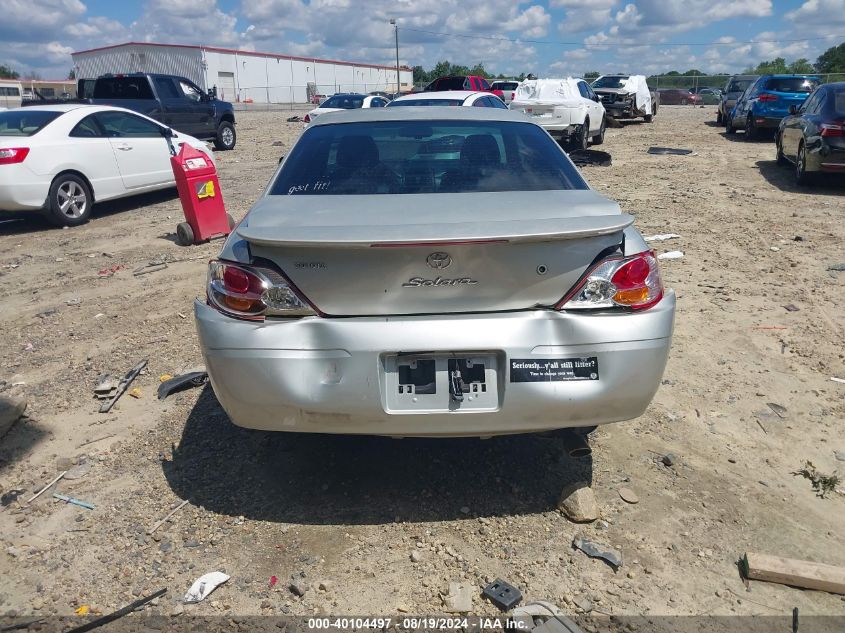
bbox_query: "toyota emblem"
[426,252,452,269]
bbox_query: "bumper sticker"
[510,358,599,382]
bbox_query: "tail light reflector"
[757,93,778,102]
[208,260,317,320]
[0,148,30,165]
[556,251,664,311]
[820,123,845,137]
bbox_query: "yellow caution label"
[195,180,215,199]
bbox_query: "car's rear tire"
[776,134,787,165]
[745,117,758,141]
[716,110,723,124]
[592,116,606,145]
[45,173,92,227]
[795,142,813,186]
[571,117,589,150]
[176,222,195,246]
[644,113,653,123]
[213,121,236,151]
[725,115,735,135]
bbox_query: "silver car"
[195,107,675,437]
[717,75,758,125]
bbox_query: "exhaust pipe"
[560,430,592,458]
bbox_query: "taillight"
[757,93,778,102]
[820,123,845,137]
[207,260,317,320]
[303,113,311,123]
[0,148,30,165]
[556,251,664,311]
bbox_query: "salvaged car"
[195,107,675,438]
[509,78,607,149]
[591,74,657,122]
[717,75,758,125]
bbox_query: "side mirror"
[788,105,797,115]
[592,95,600,102]
[160,127,176,138]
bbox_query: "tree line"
[408,42,845,87]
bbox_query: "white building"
[71,42,414,104]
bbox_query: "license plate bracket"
[383,353,499,413]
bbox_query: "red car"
[424,75,504,100]
[656,88,701,105]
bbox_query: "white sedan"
[387,91,508,108]
[0,104,213,226]
[303,93,389,124]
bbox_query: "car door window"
[69,115,103,138]
[154,77,181,99]
[479,78,491,91]
[96,111,163,138]
[486,96,508,109]
[472,97,487,107]
[577,82,590,99]
[179,80,203,102]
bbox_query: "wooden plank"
[741,552,845,595]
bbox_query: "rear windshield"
[727,79,754,93]
[765,77,819,93]
[493,82,519,90]
[270,120,588,195]
[427,77,467,91]
[320,95,365,109]
[387,99,464,107]
[591,76,625,89]
[92,77,154,99]
[0,110,62,136]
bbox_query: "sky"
[1,0,844,80]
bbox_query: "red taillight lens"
[0,148,30,165]
[820,123,845,137]
[208,260,317,320]
[556,251,664,311]
[757,93,778,102]
[303,113,311,123]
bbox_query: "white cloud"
[504,5,551,38]
[130,0,241,46]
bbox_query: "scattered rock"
[783,304,799,312]
[410,550,423,563]
[557,482,599,523]
[289,582,308,597]
[56,457,73,471]
[661,453,677,467]
[0,394,27,438]
[618,487,639,504]
[443,581,473,613]
[317,581,332,592]
[573,596,593,612]
[835,450,845,462]
[170,603,184,617]
[459,506,470,514]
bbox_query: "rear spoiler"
[237,214,634,248]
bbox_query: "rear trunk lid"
[237,190,631,316]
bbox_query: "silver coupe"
[195,107,675,437]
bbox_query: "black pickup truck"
[27,73,237,150]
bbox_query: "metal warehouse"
[71,42,414,104]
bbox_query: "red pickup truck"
[424,75,505,100]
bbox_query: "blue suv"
[726,74,821,139]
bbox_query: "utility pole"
[390,19,400,94]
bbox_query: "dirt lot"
[1,106,843,624]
